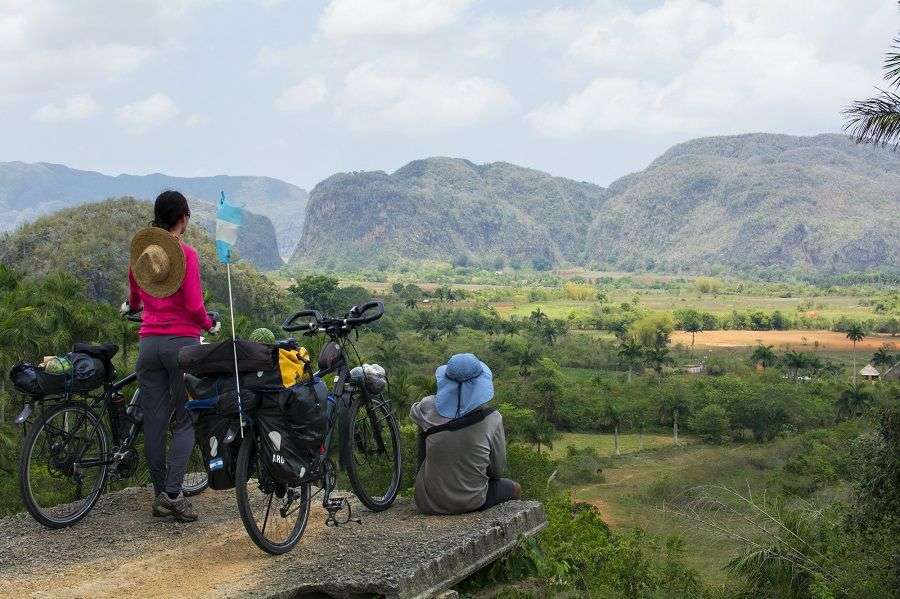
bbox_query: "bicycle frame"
[15,371,140,470]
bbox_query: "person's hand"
[207,312,221,335]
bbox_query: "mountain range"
[0,161,308,264]
[290,158,608,269]
[3,133,898,276]
[292,133,900,274]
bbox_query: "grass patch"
[571,439,802,586]
[542,431,691,459]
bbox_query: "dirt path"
[671,329,895,350]
[0,486,546,598]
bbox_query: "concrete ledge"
[0,487,546,599]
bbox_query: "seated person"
[409,353,522,515]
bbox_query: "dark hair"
[152,190,191,230]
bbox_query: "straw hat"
[129,227,186,298]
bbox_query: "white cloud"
[32,94,101,122]
[319,0,474,38]
[0,1,213,99]
[115,93,179,134]
[525,0,892,138]
[274,77,328,112]
[339,62,513,132]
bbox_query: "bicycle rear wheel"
[344,396,401,511]
[132,432,209,496]
[19,402,109,528]
[234,433,311,555]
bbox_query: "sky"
[0,0,897,190]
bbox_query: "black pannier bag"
[256,378,329,485]
[178,339,275,376]
[10,352,109,397]
[280,378,329,450]
[257,411,315,485]
[193,412,241,490]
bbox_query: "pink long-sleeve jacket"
[128,241,213,338]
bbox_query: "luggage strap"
[417,407,496,469]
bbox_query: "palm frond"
[885,36,900,87]
[843,89,900,147]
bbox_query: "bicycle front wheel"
[19,402,109,528]
[344,396,401,511]
[235,433,311,555]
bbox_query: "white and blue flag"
[216,191,242,264]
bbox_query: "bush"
[506,444,556,502]
[465,493,707,597]
[690,404,731,444]
[556,446,607,485]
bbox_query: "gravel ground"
[0,486,546,599]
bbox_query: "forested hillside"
[0,197,285,311]
[290,158,609,270]
[0,161,307,262]
[587,133,900,274]
[292,134,899,275]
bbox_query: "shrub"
[690,404,731,444]
[556,446,606,485]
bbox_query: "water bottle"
[110,392,128,439]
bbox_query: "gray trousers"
[136,335,198,496]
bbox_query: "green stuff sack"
[44,356,72,376]
[248,328,276,344]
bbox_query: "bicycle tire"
[19,402,109,528]
[234,433,311,555]
[344,398,401,512]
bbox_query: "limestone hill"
[0,197,284,310]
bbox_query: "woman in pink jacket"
[126,191,218,522]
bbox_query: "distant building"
[683,363,705,374]
[860,364,880,382]
[883,362,900,381]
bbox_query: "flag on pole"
[216,191,242,264]
[217,191,246,434]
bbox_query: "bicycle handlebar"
[281,301,384,333]
[281,309,324,332]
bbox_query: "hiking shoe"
[155,492,198,522]
[152,492,173,518]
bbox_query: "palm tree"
[644,345,673,378]
[750,344,777,370]
[845,324,865,383]
[404,297,418,310]
[836,383,874,420]
[602,400,623,456]
[512,343,539,378]
[680,312,703,349]
[872,344,896,370]
[617,337,644,383]
[844,17,900,147]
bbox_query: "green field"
[569,438,803,585]
[541,431,691,459]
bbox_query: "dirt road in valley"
[671,329,895,351]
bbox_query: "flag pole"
[227,261,245,437]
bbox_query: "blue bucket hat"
[435,353,494,419]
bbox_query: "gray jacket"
[409,395,507,515]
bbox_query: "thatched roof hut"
[860,364,880,381]
[883,362,900,381]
